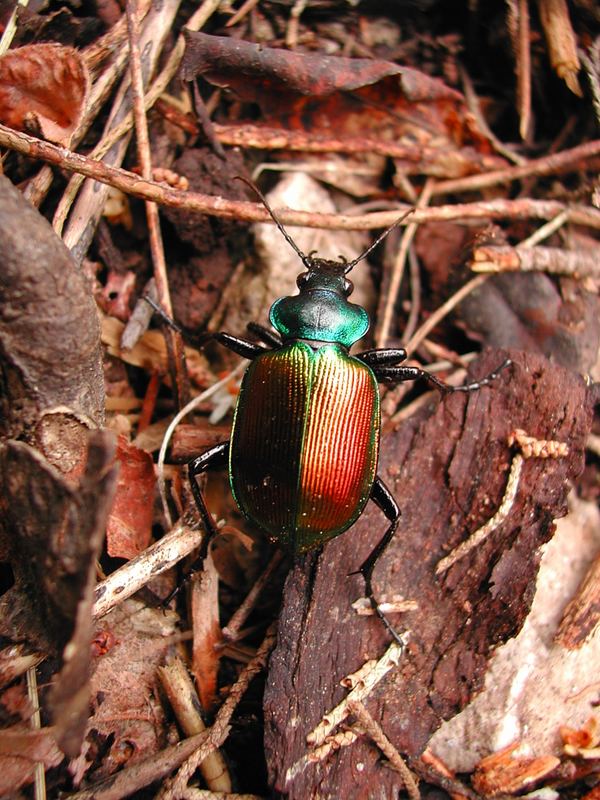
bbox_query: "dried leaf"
[0,44,90,145]
[182,31,461,102]
[0,726,63,795]
[75,600,176,784]
[106,436,155,560]
[181,33,501,179]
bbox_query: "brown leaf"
[75,600,176,784]
[0,44,90,145]
[181,33,500,179]
[182,31,461,102]
[0,726,63,795]
[106,436,155,560]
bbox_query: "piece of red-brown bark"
[264,349,592,799]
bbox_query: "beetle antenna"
[342,207,415,274]
[235,176,311,267]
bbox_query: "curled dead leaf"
[0,44,89,145]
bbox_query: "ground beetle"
[187,184,510,642]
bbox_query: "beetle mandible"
[188,183,510,643]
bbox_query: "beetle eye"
[297,272,310,290]
[343,279,354,296]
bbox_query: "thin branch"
[348,700,420,800]
[376,179,433,348]
[2,124,600,230]
[433,138,600,195]
[126,0,188,410]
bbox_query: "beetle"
[187,184,510,643]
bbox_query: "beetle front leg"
[360,477,405,648]
[143,295,272,360]
[374,358,511,394]
[246,322,283,349]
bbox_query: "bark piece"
[0,174,104,438]
[264,350,591,799]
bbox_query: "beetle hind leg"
[359,477,406,648]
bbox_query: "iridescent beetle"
[189,184,510,641]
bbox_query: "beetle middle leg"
[359,476,405,647]
[188,441,230,560]
[359,348,511,394]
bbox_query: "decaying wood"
[555,552,600,648]
[264,350,592,799]
[472,741,560,796]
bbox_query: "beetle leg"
[143,295,272,359]
[188,441,231,556]
[356,347,408,367]
[360,477,405,647]
[214,332,268,360]
[160,442,231,606]
[373,358,511,394]
[246,321,283,349]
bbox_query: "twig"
[26,666,46,800]
[507,0,532,140]
[347,700,420,800]
[92,521,204,619]
[376,178,433,348]
[420,749,470,800]
[401,245,422,345]
[157,364,246,527]
[404,274,489,356]
[538,0,582,96]
[158,658,232,792]
[433,138,600,196]
[126,0,188,410]
[460,64,525,165]
[225,0,261,28]
[5,123,600,231]
[579,39,600,125]
[221,550,285,642]
[159,624,277,799]
[52,0,223,236]
[179,792,264,800]
[284,641,405,785]
[0,0,29,55]
[471,243,600,278]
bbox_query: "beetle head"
[235,177,413,347]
